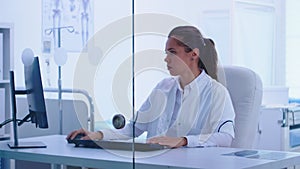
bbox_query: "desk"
[0,135,300,169]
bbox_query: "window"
[286,0,300,99]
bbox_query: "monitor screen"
[24,57,48,128]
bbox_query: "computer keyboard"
[68,139,167,152]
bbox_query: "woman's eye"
[166,51,176,55]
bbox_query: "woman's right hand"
[66,128,103,140]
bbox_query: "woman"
[67,26,235,148]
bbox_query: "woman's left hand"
[147,136,187,148]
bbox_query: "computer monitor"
[7,57,48,148]
[23,57,48,128]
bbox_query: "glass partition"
[73,0,133,131]
[74,0,275,166]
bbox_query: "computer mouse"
[74,133,86,140]
[67,133,86,143]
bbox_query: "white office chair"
[218,66,263,148]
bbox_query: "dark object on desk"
[67,133,86,143]
[234,150,258,157]
[8,142,47,149]
[0,134,10,141]
[68,138,167,152]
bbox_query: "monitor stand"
[0,116,47,149]
[8,142,47,149]
[0,71,47,149]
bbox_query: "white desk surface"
[0,135,300,169]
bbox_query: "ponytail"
[198,38,218,81]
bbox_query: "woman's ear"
[192,48,199,60]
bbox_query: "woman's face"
[164,37,193,76]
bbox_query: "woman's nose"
[164,55,170,63]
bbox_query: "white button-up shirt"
[102,71,235,147]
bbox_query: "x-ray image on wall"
[42,0,94,53]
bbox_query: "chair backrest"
[218,66,263,148]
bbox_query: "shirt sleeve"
[185,132,233,147]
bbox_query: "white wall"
[0,1,42,86]
[0,0,132,121]
[0,0,132,89]
[135,0,232,64]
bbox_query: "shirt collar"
[175,70,208,91]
